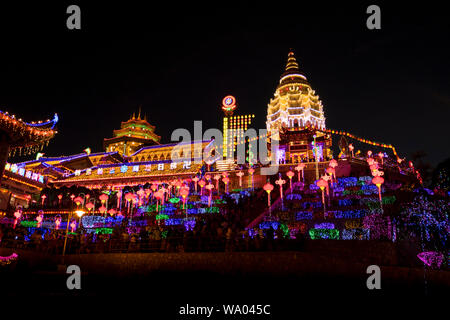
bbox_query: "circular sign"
[222,95,236,107]
[221,95,237,113]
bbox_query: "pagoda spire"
[137,105,142,120]
[285,49,299,72]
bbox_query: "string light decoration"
[0,111,58,157]
[0,111,58,183]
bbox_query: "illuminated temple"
[267,51,332,164]
[0,51,425,244]
[104,110,161,157]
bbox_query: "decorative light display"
[263,182,274,207]
[309,229,339,240]
[0,253,18,266]
[417,251,444,268]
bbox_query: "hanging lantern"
[180,187,190,210]
[205,183,214,207]
[263,182,274,207]
[236,171,244,188]
[192,176,199,193]
[286,170,295,191]
[213,174,221,192]
[222,177,230,194]
[372,176,385,203]
[316,178,328,212]
[198,179,206,196]
[275,177,286,200]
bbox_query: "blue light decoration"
[259,221,280,230]
[187,207,219,214]
[332,209,369,219]
[314,222,335,229]
[184,218,196,231]
[338,199,353,206]
[309,229,339,240]
[296,211,313,220]
[286,194,302,201]
[165,218,183,226]
[337,177,358,187]
[341,229,370,240]
[120,165,128,173]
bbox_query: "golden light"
[75,210,86,218]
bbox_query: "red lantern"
[263,182,274,207]
[286,170,295,191]
[372,176,384,202]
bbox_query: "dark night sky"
[0,2,448,166]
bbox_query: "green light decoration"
[20,221,38,228]
[169,197,181,204]
[161,230,168,238]
[279,223,290,238]
[155,214,169,220]
[96,228,113,234]
[309,229,340,240]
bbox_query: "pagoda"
[103,109,161,157]
[266,51,332,163]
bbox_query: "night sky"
[0,2,448,166]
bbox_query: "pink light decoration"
[57,194,63,205]
[198,179,206,196]
[417,252,444,268]
[286,170,295,191]
[99,206,107,214]
[316,178,328,210]
[137,188,145,206]
[205,183,214,207]
[36,213,43,228]
[73,196,83,206]
[275,177,286,200]
[348,143,354,157]
[295,163,305,182]
[322,175,331,197]
[378,152,384,165]
[263,182,274,207]
[85,202,94,211]
[116,190,122,208]
[326,167,336,184]
[180,187,189,210]
[222,177,230,194]
[154,190,164,212]
[367,150,372,157]
[0,253,18,265]
[367,157,375,166]
[248,168,255,189]
[70,221,76,232]
[213,174,221,192]
[192,176,199,193]
[236,171,244,187]
[372,176,385,202]
[41,194,47,206]
[108,208,116,216]
[329,159,338,169]
[13,210,21,229]
[55,216,61,230]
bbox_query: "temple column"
[0,132,11,184]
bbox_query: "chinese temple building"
[267,51,331,164]
[103,110,161,157]
[52,140,212,189]
[0,110,57,210]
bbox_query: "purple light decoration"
[417,251,444,268]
